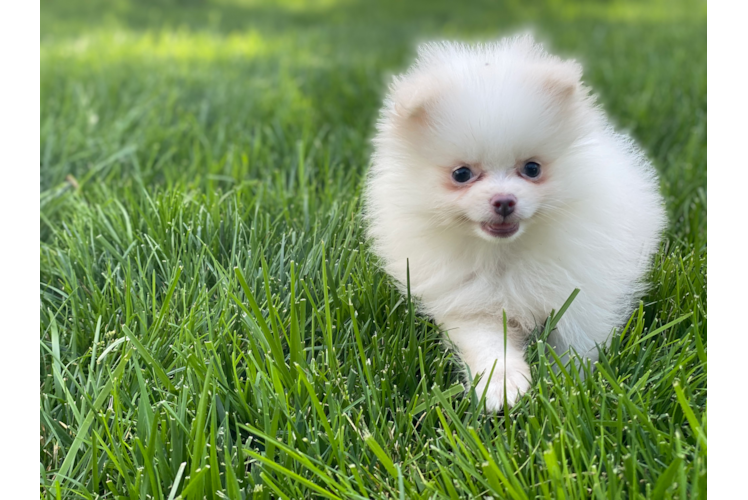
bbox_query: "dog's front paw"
[475,360,531,412]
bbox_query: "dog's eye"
[452,166,474,183]
[521,161,541,178]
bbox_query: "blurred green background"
[41,0,706,233]
[41,1,706,498]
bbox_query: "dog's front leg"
[441,317,531,411]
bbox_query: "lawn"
[40,0,706,498]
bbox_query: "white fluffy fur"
[364,36,666,412]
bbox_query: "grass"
[40,0,706,498]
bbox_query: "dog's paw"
[475,360,532,412]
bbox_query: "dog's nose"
[491,194,517,217]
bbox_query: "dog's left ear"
[539,60,583,103]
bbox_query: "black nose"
[491,194,517,217]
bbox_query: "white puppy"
[364,35,666,412]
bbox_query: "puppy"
[364,35,666,412]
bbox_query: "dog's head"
[376,36,599,243]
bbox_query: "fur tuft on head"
[384,36,589,127]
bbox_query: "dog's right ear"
[388,72,443,126]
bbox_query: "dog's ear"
[389,72,444,125]
[539,60,583,103]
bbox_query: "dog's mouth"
[480,221,520,238]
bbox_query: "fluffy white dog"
[364,35,666,412]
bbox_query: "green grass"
[40,0,706,498]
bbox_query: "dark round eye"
[452,166,474,183]
[521,161,541,178]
